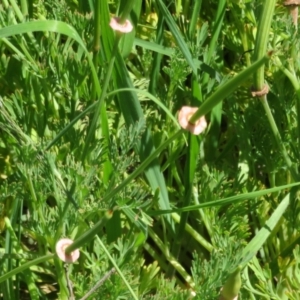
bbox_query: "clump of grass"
[1,0,300,299]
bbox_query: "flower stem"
[253,0,299,180]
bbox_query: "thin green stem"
[148,4,164,95]
[275,57,300,158]
[44,101,98,151]
[82,35,120,161]
[95,236,139,300]
[171,213,213,252]
[26,170,46,226]
[148,227,195,287]
[188,0,202,40]
[0,255,54,283]
[175,0,182,15]
[170,134,199,275]
[9,0,25,22]
[119,0,135,24]
[260,98,298,180]
[65,211,112,254]
[252,1,298,180]
[20,0,28,17]
[202,0,226,85]
[190,53,271,123]
[148,182,300,216]
[91,0,101,101]
[8,0,39,53]
[192,186,214,241]
[252,0,276,89]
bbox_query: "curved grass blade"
[149,182,300,215]
[241,193,290,266]
[0,20,101,99]
[190,52,272,123]
[0,255,54,284]
[155,0,197,74]
[99,1,173,225]
[107,88,180,129]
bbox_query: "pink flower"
[109,17,133,33]
[178,106,207,135]
[55,238,80,263]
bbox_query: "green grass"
[1,0,300,299]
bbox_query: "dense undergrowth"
[1,0,300,299]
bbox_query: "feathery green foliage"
[1,0,300,299]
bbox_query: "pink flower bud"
[55,238,80,263]
[178,106,207,135]
[109,17,133,33]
